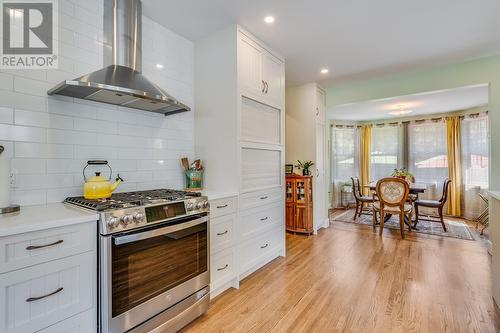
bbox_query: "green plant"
[391,168,415,182]
[295,160,314,171]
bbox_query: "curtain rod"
[331,111,488,128]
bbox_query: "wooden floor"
[182,219,500,333]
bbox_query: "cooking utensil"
[181,157,190,171]
[83,160,123,199]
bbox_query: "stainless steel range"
[65,189,210,333]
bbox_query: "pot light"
[264,16,275,24]
[156,63,164,69]
[320,68,329,74]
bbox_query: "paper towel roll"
[0,146,10,208]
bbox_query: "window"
[331,127,359,182]
[370,125,402,180]
[462,116,489,188]
[408,121,448,185]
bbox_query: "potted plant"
[295,160,314,176]
[391,168,415,183]
[342,181,352,193]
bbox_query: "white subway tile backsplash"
[15,142,74,159]
[0,107,14,124]
[2,8,194,205]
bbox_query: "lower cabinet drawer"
[209,197,237,218]
[0,252,94,333]
[239,227,283,275]
[211,247,236,290]
[210,214,235,254]
[37,309,95,333]
[240,187,283,211]
[240,202,283,240]
[0,222,96,274]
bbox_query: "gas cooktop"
[64,189,201,212]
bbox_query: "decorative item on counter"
[295,160,314,176]
[83,160,123,199]
[0,145,20,214]
[285,164,293,174]
[181,157,204,191]
[391,168,415,183]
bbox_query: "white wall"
[0,0,195,206]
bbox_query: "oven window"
[111,222,207,317]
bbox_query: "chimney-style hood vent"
[48,0,190,115]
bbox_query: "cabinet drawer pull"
[261,80,266,93]
[259,196,268,200]
[216,204,228,209]
[217,264,229,271]
[264,81,269,94]
[26,239,63,251]
[260,217,268,221]
[26,287,64,302]
[260,243,269,249]
[217,230,229,236]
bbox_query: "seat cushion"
[415,199,442,208]
[359,196,373,202]
[373,201,412,213]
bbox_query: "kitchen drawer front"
[0,222,96,274]
[211,247,236,291]
[0,252,94,333]
[241,96,281,146]
[209,196,237,218]
[37,309,95,333]
[241,147,282,192]
[240,187,283,211]
[210,214,235,253]
[240,202,283,240]
[239,227,283,275]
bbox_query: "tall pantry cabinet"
[285,83,329,232]
[195,25,286,295]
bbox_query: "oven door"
[100,214,210,333]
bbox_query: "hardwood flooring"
[182,220,500,333]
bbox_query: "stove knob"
[196,202,204,209]
[134,212,145,222]
[122,215,133,225]
[107,217,120,228]
[187,203,195,211]
[203,201,209,208]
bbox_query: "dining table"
[366,181,428,230]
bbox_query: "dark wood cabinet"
[285,174,313,234]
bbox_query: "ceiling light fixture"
[156,63,164,69]
[389,105,413,116]
[320,68,329,74]
[264,16,275,24]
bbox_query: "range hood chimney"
[48,0,190,115]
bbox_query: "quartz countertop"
[0,203,99,237]
[488,191,500,201]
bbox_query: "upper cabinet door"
[315,88,326,123]
[261,52,284,108]
[238,34,264,99]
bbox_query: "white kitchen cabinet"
[286,84,329,232]
[196,25,285,289]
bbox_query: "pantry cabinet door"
[262,52,284,108]
[238,33,264,99]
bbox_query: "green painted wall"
[325,55,500,190]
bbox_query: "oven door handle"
[113,216,209,245]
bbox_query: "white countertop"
[0,203,99,237]
[489,191,500,201]
[202,191,239,201]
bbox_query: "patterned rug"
[333,209,475,241]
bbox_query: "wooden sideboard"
[286,174,313,234]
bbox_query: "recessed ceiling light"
[156,63,164,69]
[320,68,329,74]
[389,105,413,116]
[264,16,275,24]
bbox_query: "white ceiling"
[328,84,488,121]
[142,0,500,86]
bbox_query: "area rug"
[333,209,475,241]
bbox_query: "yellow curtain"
[359,125,372,195]
[446,116,462,216]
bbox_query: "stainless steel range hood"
[48,0,190,115]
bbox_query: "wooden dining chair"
[351,177,373,220]
[372,177,412,239]
[414,178,451,232]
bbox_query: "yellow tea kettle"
[83,160,123,199]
